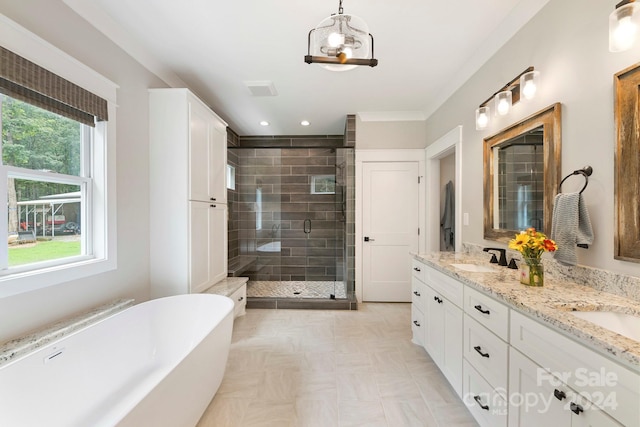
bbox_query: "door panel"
[362,162,419,302]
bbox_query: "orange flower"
[542,239,557,252]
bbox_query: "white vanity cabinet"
[150,88,228,297]
[509,310,637,427]
[412,259,463,397]
[410,256,639,427]
[411,259,427,346]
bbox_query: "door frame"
[355,149,425,303]
[425,126,463,253]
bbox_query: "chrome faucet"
[483,247,507,266]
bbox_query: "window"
[226,164,235,190]
[3,96,89,268]
[311,175,336,194]
[0,20,117,297]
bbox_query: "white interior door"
[362,162,419,301]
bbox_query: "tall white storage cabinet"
[149,88,228,297]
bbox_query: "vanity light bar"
[475,66,540,130]
[477,66,534,109]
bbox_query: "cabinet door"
[190,201,212,292]
[570,395,623,427]
[509,349,571,427]
[209,204,228,284]
[209,123,227,204]
[189,99,214,202]
[189,201,227,292]
[424,286,444,366]
[442,300,463,396]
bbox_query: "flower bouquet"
[508,227,557,286]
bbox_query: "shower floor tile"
[247,281,346,299]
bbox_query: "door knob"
[364,236,375,242]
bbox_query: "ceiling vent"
[245,81,278,96]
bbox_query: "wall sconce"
[475,66,539,130]
[610,0,640,52]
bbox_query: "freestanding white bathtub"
[0,294,234,427]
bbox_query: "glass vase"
[519,257,544,287]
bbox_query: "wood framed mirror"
[483,103,561,242]
[614,63,640,262]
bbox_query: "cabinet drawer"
[463,360,508,427]
[411,258,426,283]
[464,286,509,341]
[510,310,640,427]
[425,267,463,308]
[411,277,427,311]
[464,314,509,396]
[411,305,425,346]
[230,284,246,318]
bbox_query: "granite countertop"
[0,298,134,368]
[202,277,248,297]
[413,252,640,372]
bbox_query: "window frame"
[0,14,117,298]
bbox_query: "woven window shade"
[0,46,108,126]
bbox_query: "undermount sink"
[450,263,496,273]
[570,311,640,342]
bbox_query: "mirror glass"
[483,103,561,242]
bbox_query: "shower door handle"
[304,219,311,234]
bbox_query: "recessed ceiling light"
[300,120,310,126]
[259,121,270,126]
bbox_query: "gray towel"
[550,192,594,265]
[440,180,454,250]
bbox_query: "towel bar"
[558,166,593,194]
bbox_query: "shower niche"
[227,145,355,308]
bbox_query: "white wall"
[356,115,427,149]
[424,0,640,278]
[0,1,165,341]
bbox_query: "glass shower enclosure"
[227,147,355,305]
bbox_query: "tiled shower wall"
[233,147,342,282]
[497,133,544,230]
[226,125,355,296]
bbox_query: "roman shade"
[0,46,108,126]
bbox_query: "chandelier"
[304,0,378,71]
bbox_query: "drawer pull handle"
[474,304,490,315]
[238,296,244,302]
[413,291,421,297]
[413,267,421,272]
[210,197,216,201]
[473,395,489,411]
[433,296,443,304]
[210,204,217,208]
[570,402,583,415]
[553,389,566,401]
[413,320,421,327]
[473,346,490,358]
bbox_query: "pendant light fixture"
[304,0,378,71]
[609,0,640,52]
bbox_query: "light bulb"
[495,91,512,116]
[497,99,509,115]
[327,32,344,48]
[614,16,637,50]
[610,3,640,52]
[520,70,540,100]
[475,107,490,130]
[522,81,536,99]
[342,47,353,59]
